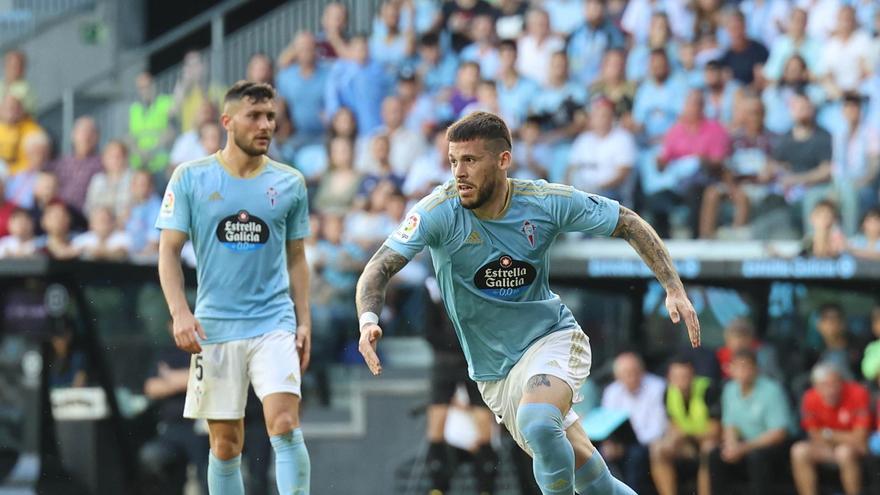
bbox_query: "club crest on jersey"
[266,186,278,209]
[215,210,270,251]
[521,220,537,247]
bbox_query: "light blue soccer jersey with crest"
[384,179,620,380]
[155,153,310,344]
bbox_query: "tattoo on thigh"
[526,374,552,391]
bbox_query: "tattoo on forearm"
[355,246,409,318]
[611,207,683,292]
[526,374,552,391]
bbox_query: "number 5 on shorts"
[195,355,204,381]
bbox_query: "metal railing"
[59,0,385,153]
[0,0,95,49]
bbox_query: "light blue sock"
[207,452,244,495]
[270,428,311,494]
[574,449,637,495]
[516,403,575,494]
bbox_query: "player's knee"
[210,434,243,460]
[516,403,564,455]
[267,411,299,436]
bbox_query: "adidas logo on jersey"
[208,191,224,201]
[465,231,482,244]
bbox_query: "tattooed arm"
[611,206,701,347]
[355,245,411,375]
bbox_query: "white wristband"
[359,312,379,331]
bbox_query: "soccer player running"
[356,112,700,495]
[156,81,312,495]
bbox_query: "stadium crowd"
[2,0,880,493]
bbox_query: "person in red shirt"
[0,178,16,237]
[790,362,870,495]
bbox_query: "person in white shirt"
[600,352,668,494]
[72,206,131,261]
[621,0,694,45]
[402,127,451,201]
[819,5,874,99]
[0,208,38,258]
[516,8,565,86]
[798,0,842,41]
[567,97,637,206]
[168,102,219,167]
[358,96,427,176]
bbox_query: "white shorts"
[183,329,301,420]
[477,327,592,454]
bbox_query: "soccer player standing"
[356,112,700,495]
[157,81,311,495]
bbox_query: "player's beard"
[459,178,496,210]
[234,132,271,157]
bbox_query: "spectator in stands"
[314,2,350,59]
[446,61,480,118]
[801,0,842,42]
[849,207,880,259]
[599,352,667,494]
[693,0,725,44]
[84,140,133,218]
[39,202,78,260]
[412,32,458,96]
[740,0,790,48]
[314,137,361,213]
[511,116,551,180]
[830,92,880,235]
[588,48,636,122]
[461,79,506,123]
[650,354,720,495]
[0,50,35,115]
[709,349,795,495]
[567,97,636,205]
[436,0,499,53]
[700,95,774,238]
[567,0,624,86]
[633,49,688,145]
[364,95,427,177]
[47,324,87,388]
[172,51,224,133]
[703,60,741,126]
[358,133,405,198]
[276,32,330,143]
[715,318,783,381]
[124,170,161,256]
[245,52,274,85]
[803,200,847,258]
[460,14,500,79]
[859,303,880,381]
[345,181,398,253]
[495,0,528,40]
[0,179,14,237]
[267,98,298,166]
[169,101,218,167]
[818,6,874,100]
[0,93,43,175]
[807,302,865,380]
[791,362,870,495]
[621,0,694,45]
[370,1,415,72]
[516,8,564,86]
[770,93,833,232]
[395,73,436,137]
[762,55,825,135]
[763,9,821,82]
[626,12,677,84]
[495,40,539,129]
[128,72,174,174]
[0,208,37,258]
[325,35,395,136]
[677,41,705,88]
[719,9,769,88]
[543,0,583,35]
[4,131,50,210]
[529,51,587,135]
[403,127,450,200]
[50,116,102,214]
[72,207,130,261]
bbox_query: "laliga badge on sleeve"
[160,191,175,218]
[392,212,421,242]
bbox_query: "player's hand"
[173,312,206,354]
[359,324,383,376]
[666,288,700,348]
[296,324,311,373]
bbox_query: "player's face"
[225,97,276,157]
[449,139,509,210]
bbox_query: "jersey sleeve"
[554,188,620,236]
[286,175,311,240]
[155,166,191,233]
[383,198,443,260]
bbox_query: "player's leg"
[207,419,246,495]
[565,421,636,495]
[249,330,309,494]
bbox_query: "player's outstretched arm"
[611,206,701,347]
[158,229,206,353]
[355,245,410,375]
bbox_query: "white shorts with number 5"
[183,329,301,420]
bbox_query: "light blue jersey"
[384,179,620,380]
[155,153,310,344]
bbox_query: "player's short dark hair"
[224,80,275,104]
[446,111,512,154]
[732,349,757,365]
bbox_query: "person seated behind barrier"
[848,207,880,260]
[138,336,208,495]
[790,362,871,495]
[599,352,667,494]
[72,207,131,262]
[801,200,846,258]
[715,318,782,382]
[124,170,161,257]
[708,349,795,495]
[423,276,497,495]
[650,353,721,495]
[0,207,37,258]
[864,304,880,459]
[48,323,87,388]
[805,303,866,380]
[38,201,79,260]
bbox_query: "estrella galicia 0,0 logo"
[216,210,269,251]
[473,255,537,299]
